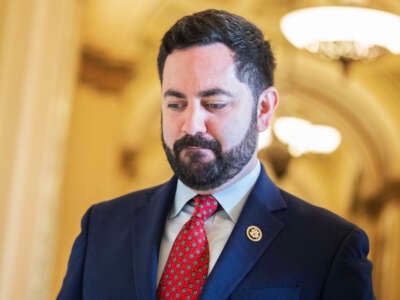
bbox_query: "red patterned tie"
[157,195,219,300]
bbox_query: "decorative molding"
[120,147,138,178]
[79,45,135,93]
[352,180,400,217]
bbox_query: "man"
[58,9,374,299]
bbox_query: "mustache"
[173,134,222,154]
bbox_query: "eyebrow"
[198,88,233,98]
[163,88,233,99]
[163,89,186,99]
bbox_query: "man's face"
[161,43,258,191]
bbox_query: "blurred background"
[1,0,399,299]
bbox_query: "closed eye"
[167,102,186,110]
[204,103,227,110]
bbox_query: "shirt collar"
[171,161,261,223]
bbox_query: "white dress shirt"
[157,161,261,284]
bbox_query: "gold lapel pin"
[246,225,262,242]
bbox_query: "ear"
[256,86,279,132]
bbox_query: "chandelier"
[280,6,400,61]
[273,117,341,157]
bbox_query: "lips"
[173,134,222,156]
[185,146,210,150]
[182,146,214,156]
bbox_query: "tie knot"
[192,195,219,221]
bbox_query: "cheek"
[162,113,180,146]
[209,110,252,149]
[207,120,244,150]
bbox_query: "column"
[0,0,80,299]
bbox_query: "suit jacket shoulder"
[91,179,175,214]
[279,189,360,235]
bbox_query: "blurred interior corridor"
[1,0,400,299]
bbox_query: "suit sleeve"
[57,206,93,300]
[322,227,375,300]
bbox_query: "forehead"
[165,42,235,66]
[162,43,238,90]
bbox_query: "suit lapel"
[130,178,177,300]
[200,167,286,300]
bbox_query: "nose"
[182,104,207,135]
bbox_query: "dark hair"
[157,9,276,99]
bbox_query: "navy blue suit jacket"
[58,167,374,299]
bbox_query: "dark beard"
[162,116,258,191]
